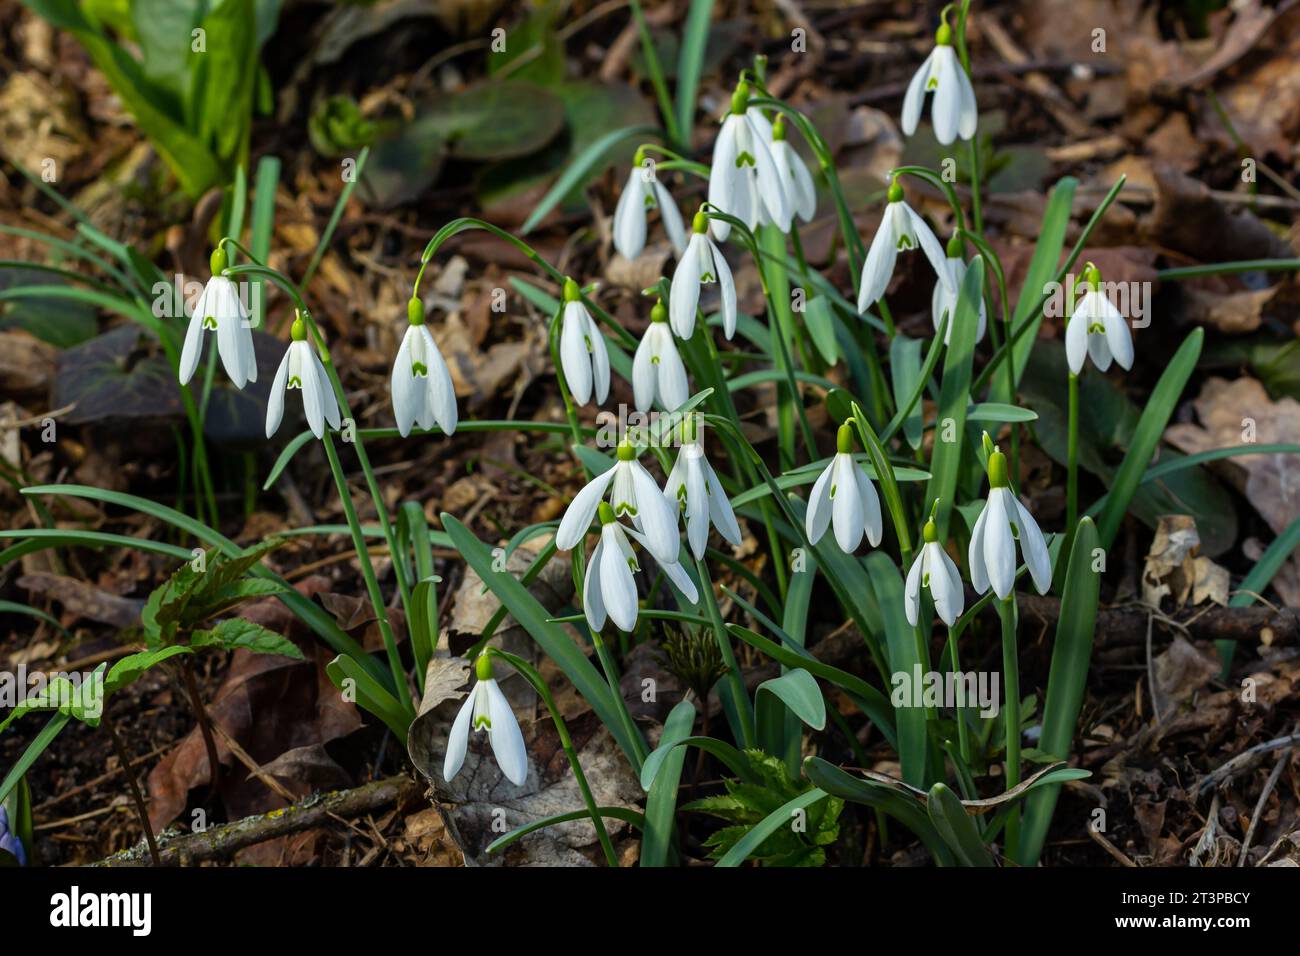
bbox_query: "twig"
[94,776,419,867]
[1238,748,1292,866]
[1197,731,1300,797]
[180,656,222,800]
[1088,823,1137,867]
[102,710,161,866]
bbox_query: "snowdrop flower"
[931,234,986,345]
[555,440,681,565]
[443,653,527,787]
[707,81,789,241]
[0,803,25,866]
[670,210,736,340]
[904,511,965,627]
[901,18,977,145]
[968,443,1053,600]
[1066,262,1134,376]
[392,296,457,437]
[805,423,884,554]
[633,299,689,412]
[664,417,742,560]
[179,245,257,389]
[558,278,611,407]
[265,314,340,440]
[613,151,687,260]
[584,502,699,633]
[768,116,816,227]
[857,177,953,314]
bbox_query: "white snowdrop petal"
[684,455,709,559]
[831,454,865,553]
[1101,297,1134,370]
[297,344,326,439]
[804,460,835,544]
[854,464,884,548]
[614,169,647,261]
[957,65,978,140]
[904,550,925,627]
[704,461,743,547]
[708,117,739,242]
[265,348,291,438]
[560,302,593,405]
[632,330,656,412]
[901,50,935,136]
[907,205,954,295]
[632,463,682,565]
[659,555,699,605]
[982,488,1016,600]
[555,469,615,550]
[670,235,706,339]
[179,311,205,386]
[600,529,640,631]
[1012,494,1053,595]
[710,239,738,340]
[967,501,991,594]
[653,181,688,256]
[1065,306,1089,375]
[857,213,900,312]
[931,47,962,145]
[583,537,608,631]
[442,687,477,783]
[484,679,528,786]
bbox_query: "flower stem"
[323,432,411,712]
[103,709,161,866]
[695,555,756,750]
[998,595,1021,858]
[1067,371,1079,535]
[946,626,972,766]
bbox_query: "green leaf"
[1096,328,1203,548]
[801,756,954,865]
[927,782,995,866]
[0,266,98,346]
[803,294,839,364]
[0,713,71,806]
[51,326,182,425]
[487,807,645,854]
[674,0,714,137]
[889,334,924,449]
[1017,517,1101,866]
[190,618,304,659]
[1005,176,1076,395]
[924,256,984,540]
[427,81,566,161]
[865,551,928,787]
[639,699,695,867]
[105,645,193,693]
[714,788,829,867]
[756,667,825,731]
[325,654,410,738]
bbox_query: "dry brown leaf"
[1164,376,1300,536]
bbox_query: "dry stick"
[94,776,419,867]
[1088,823,1137,867]
[1197,731,1300,796]
[1237,748,1292,867]
[101,710,161,866]
[180,657,222,800]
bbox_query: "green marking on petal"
[473,715,492,730]
[676,484,688,503]
[651,355,660,365]
[1088,322,1106,334]
[700,271,714,282]
[614,502,637,517]
[202,316,218,330]
[926,76,939,91]
[829,483,837,498]
[288,375,303,389]
[922,571,931,588]
[412,361,428,377]
[896,234,916,251]
[735,151,755,168]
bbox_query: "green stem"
[627,0,682,151]
[323,433,411,713]
[998,595,1021,858]
[696,555,756,750]
[1066,372,1079,535]
[946,626,971,766]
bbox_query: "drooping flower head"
[1065,262,1134,376]
[180,245,258,389]
[968,438,1052,600]
[266,313,340,440]
[556,440,681,565]
[805,422,884,554]
[707,80,789,241]
[558,277,611,408]
[670,209,736,341]
[905,508,965,627]
[392,295,458,437]
[932,233,987,346]
[443,652,528,787]
[633,298,690,413]
[857,176,954,314]
[901,15,977,146]
[767,115,817,228]
[613,149,687,261]
[664,415,742,560]
[583,502,699,633]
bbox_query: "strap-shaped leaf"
[927,782,995,867]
